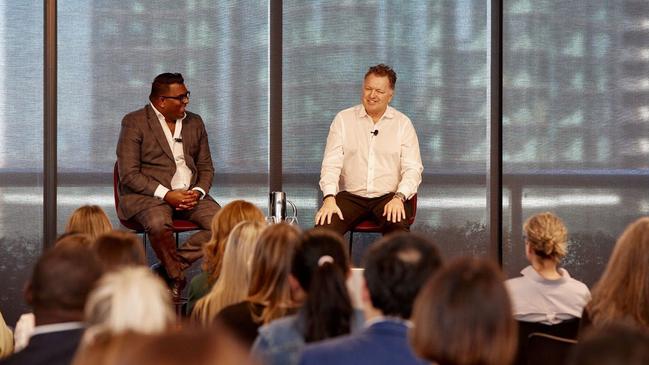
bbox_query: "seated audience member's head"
[410,257,517,365]
[290,228,352,342]
[247,222,301,324]
[54,232,93,249]
[202,200,265,284]
[65,205,113,241]
[83,266,173,342]
[587,216,649,328]
[93,230,146,271]
[114,327,252,365]
[568,323,649,365]
[362,232,443,319]
[26,245,103,325]
[192,220,266,323]
[524,211,568,265]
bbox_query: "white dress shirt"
[150,103,205,200]
[319,104,423,199]
[506,265,591,325]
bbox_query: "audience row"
[0,203,648,365]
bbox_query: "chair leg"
[348,231,354,257]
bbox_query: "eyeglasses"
[161,91,190,102]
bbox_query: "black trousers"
[318,191,412,236]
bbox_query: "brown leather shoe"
[170,278,187,303]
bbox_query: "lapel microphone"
[371,130,379,136]
[174,138,183,143]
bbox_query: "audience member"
[13,233,95,353]
[192,221,266,323]
[0,245,103,365]
[111,327,253,365]
[410,257,517,365]
[0,312,12,359]
[81,267,174,343]
[215,223,300,347]
[93,231,146,271]
[582,216,649,330]
[299,232,442,365]
[65,205,113,241]
[506,212,590,324]
[253,228,363,365]
[568,323,649,365]
[188,200,265,312]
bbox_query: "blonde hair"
[201,200,265,284]
[192,221,266,324]
[83,267,174,343]
[66,205,113,241]
[524,212,568,262]
[247,223,301,324]
[0,311,12,359]
[588,217,649,328]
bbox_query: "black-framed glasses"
[161,91,190,102]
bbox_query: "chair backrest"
[514,319,580,365]
[526,333,577,365]
[113,161,121,215]
[408,194,418,224]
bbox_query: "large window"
[56,0,269,231]
[1,0,648,326]
[503,0,649,286]
[0,1,44,326]
[282,1,489,261]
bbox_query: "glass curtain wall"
[0,1,44,326]
[282,0,489,262]
[57,1,269,232]
[503,0,649,286]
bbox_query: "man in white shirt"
[316,64,423,235]
[116,73,220,299]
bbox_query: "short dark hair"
[362,232,442,318]
[149,73,184,100]
[365,64,397,89]
[30,245,103,312]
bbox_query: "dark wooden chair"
[514,318,580,365]
[527,333,577,365]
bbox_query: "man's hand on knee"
[383,196,406,223]
[315,196,344,226]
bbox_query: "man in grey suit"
[116,73,220,299]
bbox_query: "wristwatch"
[393,192,406,202]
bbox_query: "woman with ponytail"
[251,228,363,365]
[505,212,590,324]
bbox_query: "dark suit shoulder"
[121,106,149,126]
[0,329,83,365]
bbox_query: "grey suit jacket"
[116,104,215,220]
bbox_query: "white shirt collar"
[358,105,395,121]
[31,321,84,336]
[150,102,186,123]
